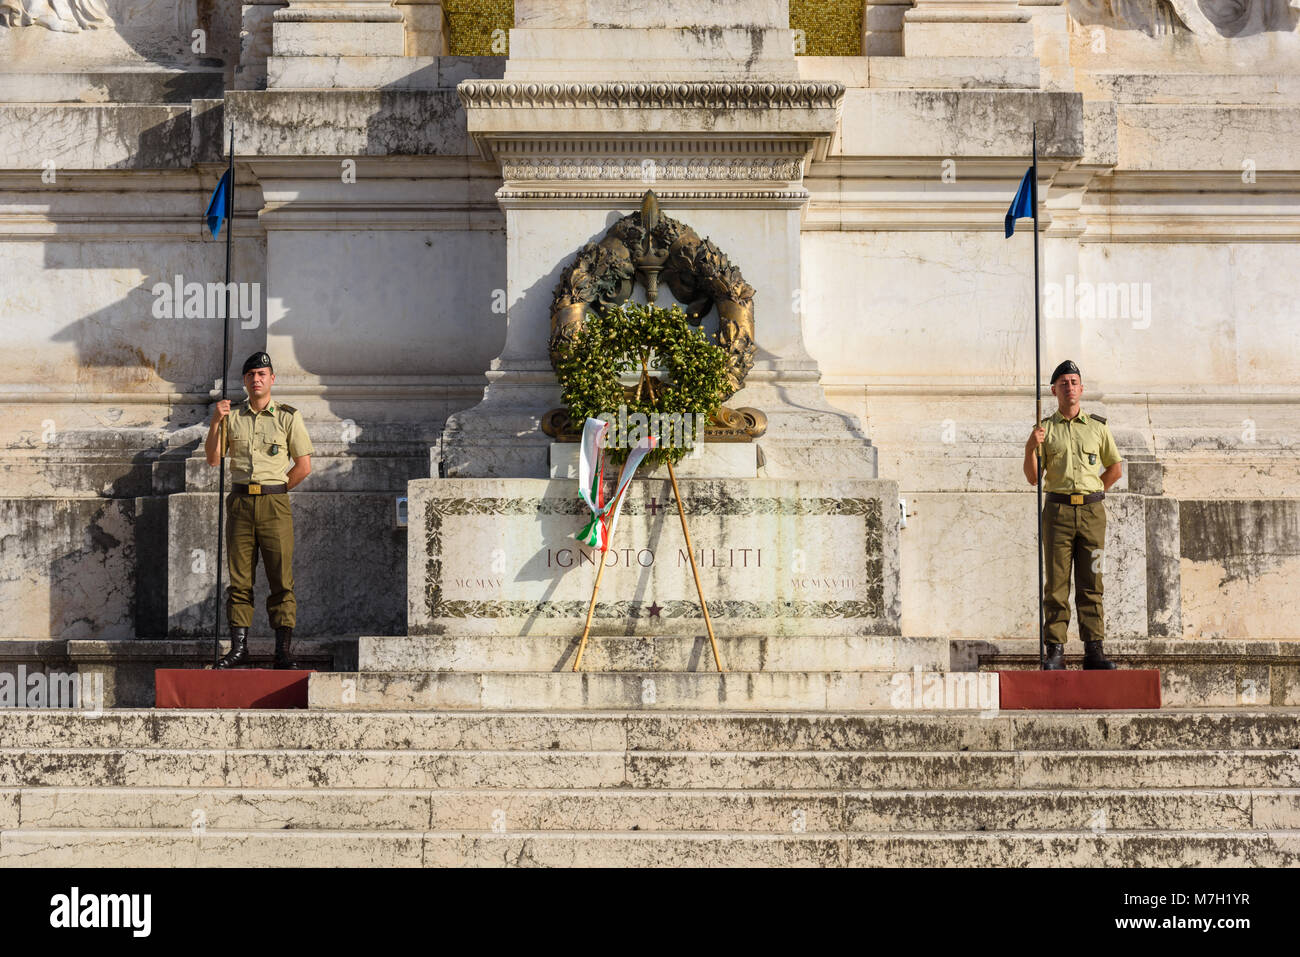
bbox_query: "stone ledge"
[0,69,224,105]
[0,708,1295,750]
[267,55,505,91]
[309,670,996,711]
[0,104,192,170]
[225,90,472,158]
[359,634,949,673]
[960,637,1300,662]
[0,638,357,708]
[12,785,1289,832]
[962,637,1300,707]
[458,79,847,163]
[835,89,1083,158]
[1,828,1295,867]
[1115,103,1300,172]
[867,56,1040,90]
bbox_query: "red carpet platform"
[998,670,1161,710]
[155,669,312,709]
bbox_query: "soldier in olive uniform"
[204,352,314,669]
[1023,360,1123,670]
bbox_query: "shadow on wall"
[164,491,408,640]
[0,498,136,640]
[269,69,511,450]
[22,56,518,641]
[0,0,240,78]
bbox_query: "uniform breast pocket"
[1082,443,1099,467]
[229,437,250,455]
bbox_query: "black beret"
[242,352,272,375]
[1050,359,1080,384]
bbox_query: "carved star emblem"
[646,601,662,618]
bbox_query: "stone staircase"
[1,708,1298,866]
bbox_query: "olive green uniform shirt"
[1038,409,1121,495]
[222,399,313,484]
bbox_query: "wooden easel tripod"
[572,362,724,673]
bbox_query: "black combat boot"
[274,626,299,670]
[1042,642,1065,671]
[1083,639,1117,670]
[215,626,249,669]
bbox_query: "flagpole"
[212,124,235,668]
[1031,123,1045,671]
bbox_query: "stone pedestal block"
[507,0,798,80]
[903,21,1037,59]
[406,477,901,638]
[166,492,407,639]
[903,0,1038,61]
[273,21,406,57]
[269,0,407,88]
[442,78,877,480]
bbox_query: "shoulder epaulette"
[1091,413,1107,424]
[277,403,297,415]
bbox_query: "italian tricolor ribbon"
[575,417,657,552]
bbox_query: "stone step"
[358,635,949,673]
[425,830,1300,867]
[0,69,225,104]
[0,709,1297,752]
[2,829,1296,867]
[6,787,1296,833]
[962,638,1300,708]
[310,666,1300,711]
[3,748,1297,790]
[309,670,1002,711]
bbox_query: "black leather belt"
[233,483,287,495]
[1046,491,1104,505]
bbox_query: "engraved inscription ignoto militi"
[424,493,884,624]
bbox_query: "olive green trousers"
[225,491,296,629]
[1041,499,1106,645]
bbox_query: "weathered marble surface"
[0,499,135,639]
[0,0,240,68]
[357,633,948,672]
[166,492,406,639]
[898,491,1149,641]
[966,637,1300,705]
[1,0,1299,655]
[407,477,901,637]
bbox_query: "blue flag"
[205,168,232,238]
[1004,167,1035,238]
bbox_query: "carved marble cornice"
[495,188,811,210]
[457,80,846,112]
[460,79,845,184]
[500,156,805,182]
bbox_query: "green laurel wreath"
[555,302,730,466]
